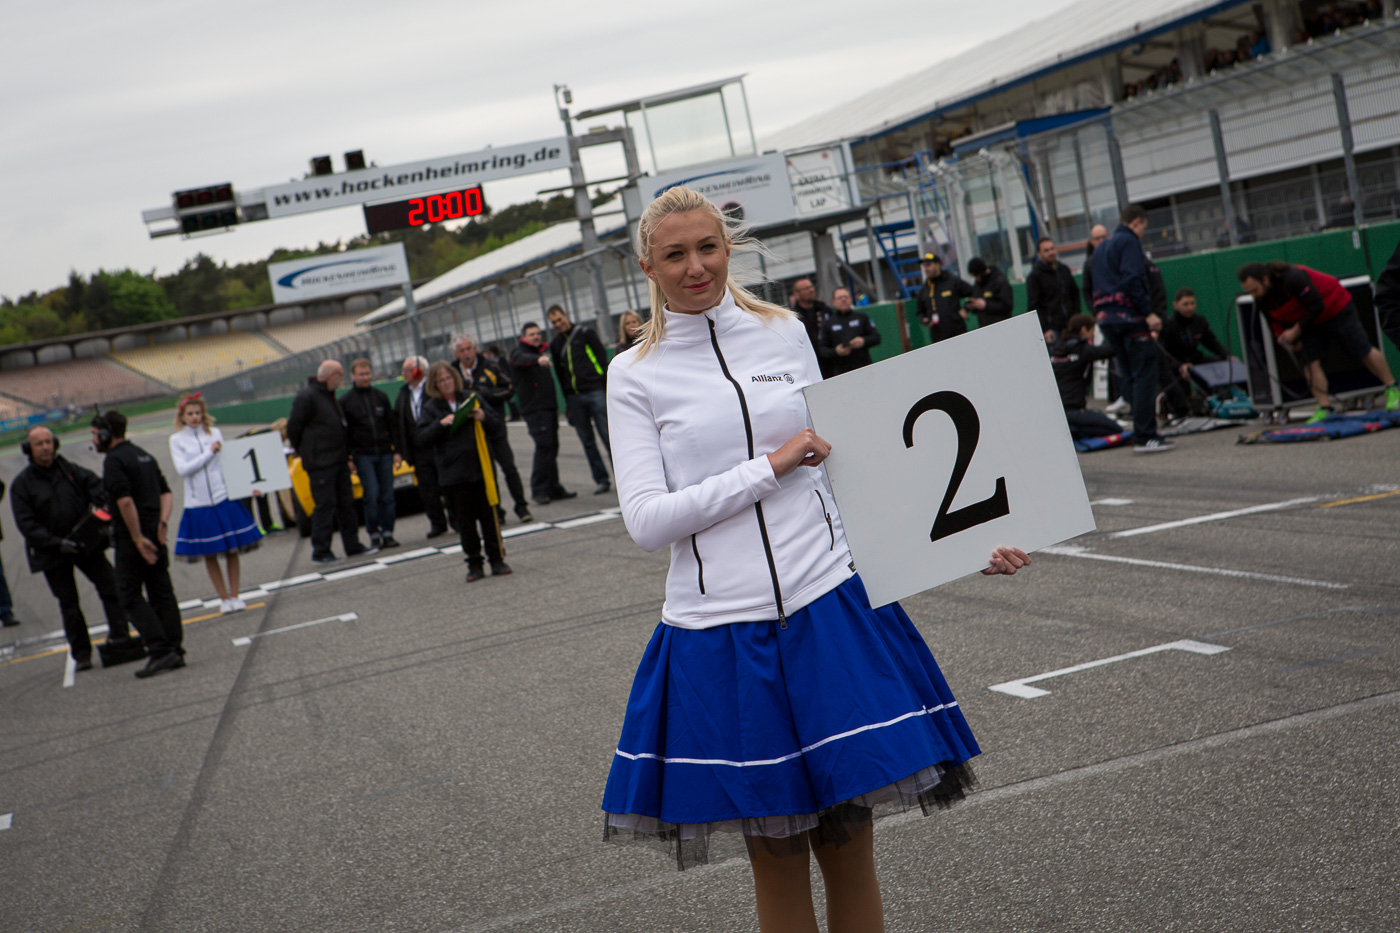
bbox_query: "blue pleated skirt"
[174,499,263,558]
[602,574,979,868]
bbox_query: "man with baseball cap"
[913,252,974,344]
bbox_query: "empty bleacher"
[263,312,364,355]
[0,358,166,410]
[112,332,286,391]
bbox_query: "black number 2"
[242,447,266,483]
[903,391,1009,542]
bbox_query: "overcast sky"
[0,0,1077,301]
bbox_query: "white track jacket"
[608,293,855,630]
[170,426,230,508]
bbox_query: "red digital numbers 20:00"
[406,187,484,226]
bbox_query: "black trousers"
[523,411,566,500]
[412,456,450,532]
[486,430,528,513]
[113,541,183,659]
[42,549,130,663]
[443,481,503,566]
[308,462,360,554]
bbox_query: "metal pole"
[1331,72,1365,228]
[402,284,425,358]
[559,101,615,343]
[1104,119,1131,214]
[1072,135,1094,232]
[1208,109,1239,247]
[864,214,888,302]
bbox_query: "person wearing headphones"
[10,425,131,671]
[93,411,186,679]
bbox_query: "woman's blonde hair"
[173,395,215,431]
[631,186,791,358]
[423,360,462,400]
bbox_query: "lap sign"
[221,433,293,501]
[804,313,1095,606]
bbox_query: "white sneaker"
[231,597,247,611]
[219,599,237,614]
[1106,397,1130,414]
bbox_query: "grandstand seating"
[263,312,364,354]
[112,332,286,391]
[0,358,166,410]
[0,396,40,421]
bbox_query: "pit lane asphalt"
[1,412,1396,933]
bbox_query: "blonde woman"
[614,309,644,353]
[169,394,262,613]
[601,186,1029,932]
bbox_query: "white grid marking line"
[231,612,359,647]
[1040,545,1348,589]
[1110,495,1329,537]
[990,639,1231,698]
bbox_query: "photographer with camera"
[9,425,132,672]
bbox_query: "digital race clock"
[363,186,485,234]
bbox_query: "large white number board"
[803,313,1095,607]
[220,434,293,501]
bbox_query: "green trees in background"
[0,192,585,344]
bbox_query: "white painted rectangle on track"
[231,613,359,647]
[263,573,325,590]
[502,523,554,538]
[321,563,386,582]
[990,639,1230,698]
[552,513,621,529]
[0,813,11,830]
[378,547,440,565]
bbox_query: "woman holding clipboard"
[414,361,510,582]
[601,185,1029,932]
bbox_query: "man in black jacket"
[93,410,184,679]
[341,358,400,549]
[10,425,129,669]
[790,278,834,377]
[1026,237,1081,342]
[0,476,18,629]
[1049,315,1123,440]
[452,335,531,523]
[510,322,577,506]
[913,253,973,344]
[1157,288,1233,417]
[1081,223,1109,310]
[392,355,450,538]
[966,257,1014,328]
[818,288,882,376]
[547,305,612,494]
[287,360,377,564]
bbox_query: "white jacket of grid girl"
[608,291,855,630]
[169,426,230,508]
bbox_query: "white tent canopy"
[763,0,1243,152]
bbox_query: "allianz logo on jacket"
[751,374,795,384]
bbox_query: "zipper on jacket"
[690,534,705,595]
[813,489,834,550]
[706,318,786,629]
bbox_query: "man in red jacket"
[1238,261,1400,422]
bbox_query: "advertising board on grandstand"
[267,243,410,305]
[645,153,797,229]
[261,138,569,219]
